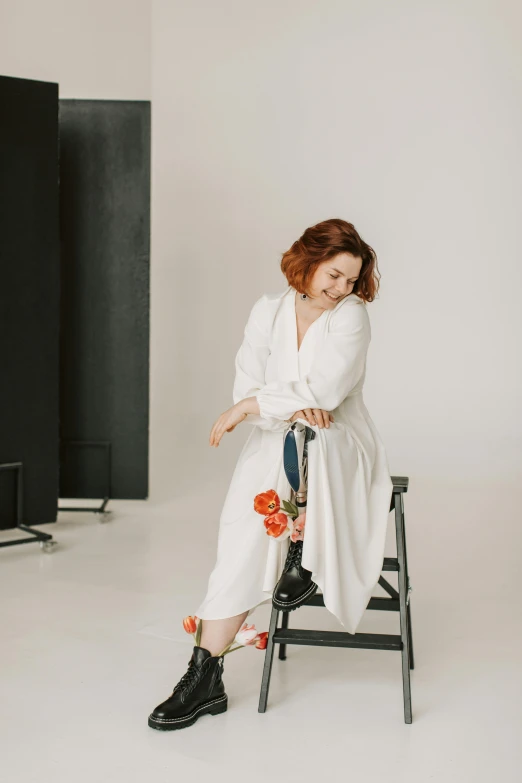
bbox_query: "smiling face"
[305,252,363,308]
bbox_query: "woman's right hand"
[209,404,248,447]
[289,409,334,429]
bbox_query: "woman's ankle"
[199,612,249,657]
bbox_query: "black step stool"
[258,476,413,723]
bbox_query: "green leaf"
[282,500,299,517]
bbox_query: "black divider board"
[58,100,150,500]
[0,75,60,529]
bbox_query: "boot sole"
[272,581,318,612]
[148,694,228,731]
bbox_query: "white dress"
[195,285,394,635]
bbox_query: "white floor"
[1,477,521,782]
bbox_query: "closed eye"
[329,274,357,283]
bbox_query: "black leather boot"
[148,646,228,731]
[272,539,318,612]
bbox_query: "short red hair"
[280,218,381,303]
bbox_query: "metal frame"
[258,475,414,723]
[59,440,112,515]
[0,462,55,551]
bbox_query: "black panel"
[58,100,150,500]
[0,75,60,529]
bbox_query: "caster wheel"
[40,540,57,553]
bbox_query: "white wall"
[1,1,520,502]
[0,0,151,98]
[151,0,522,500]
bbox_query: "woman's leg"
[199,610,250,656]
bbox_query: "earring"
[300,293,307,300]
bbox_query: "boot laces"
[284,539,303,572]
[173,655,223,696]
[173,658,204,695]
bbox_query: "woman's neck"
[294,290,327,322]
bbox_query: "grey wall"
[59,100,150,500]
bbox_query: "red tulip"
[254,489,280,516]
[255,632,268,650]
[264,511,290,538]
[182,615,198,634]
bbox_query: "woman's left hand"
[209,404,248,447]
[290,409,334,428]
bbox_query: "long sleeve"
[232,295,287,431]
[255,304,370,421]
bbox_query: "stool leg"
[394,490,413,724]
[407,600,414,670]
[258,606,280,712]
[400,503,415,671]
[278,611,289,660]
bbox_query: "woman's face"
[305,252,363,309]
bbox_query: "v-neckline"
[292,290,328,355]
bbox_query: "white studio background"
[150,0,522,503]
[1,3,521,781]
[2,0,519,501]
[0,0,151,100]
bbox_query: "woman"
[148,218,393,731]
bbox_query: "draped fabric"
[195,286,393,634]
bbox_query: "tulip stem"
[219,644,244,655]
[195,622,202,647]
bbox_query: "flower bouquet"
[253,489,307,542]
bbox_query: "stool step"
[306,594,399,611]
[273,628,402,651]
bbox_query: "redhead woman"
[148,218,393,731]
